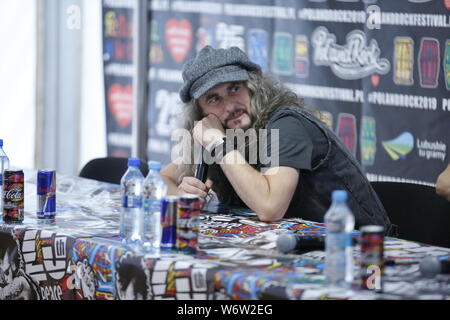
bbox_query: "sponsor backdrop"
[104,0,450,186]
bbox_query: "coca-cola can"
[2,170,25,223]
[360,225,384,292]
[176,194,201,254]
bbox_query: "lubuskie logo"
[312,27,390,80]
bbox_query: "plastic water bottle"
[142,161,167,255]
[324,190,355,287]
[0,139,10,214]
[120,158,144,250]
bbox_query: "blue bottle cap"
[148,161,161,171]
[332,190,348,202]
[128,158,140,167]
[0,139,3,147]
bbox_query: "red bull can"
[161,196,178,250]
[177,194,201,254]
[37,170,56,220]
[2,170,25,223]
[360,225,384,292]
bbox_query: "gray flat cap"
[180,46,261,103]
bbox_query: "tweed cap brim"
[190,66,249,100]
[180,46,261,103]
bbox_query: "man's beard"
[225,108,253,130]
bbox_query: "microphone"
[419,256,450,277]
[276,233,325,253]
[195,147,209,183]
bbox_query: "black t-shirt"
[264,114,328,171]
[263,114,329,218]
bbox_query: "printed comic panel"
[0,228,75,300]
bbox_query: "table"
[1,170,449,300]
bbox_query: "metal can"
[37,170,56,220]
[360,225,384,292]
[2,170,25,223]
[176,194,201,254]
[161,196,178,250]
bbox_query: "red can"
[360,225,384,292]
[2,170,25,223]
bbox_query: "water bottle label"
[325,233,353,282]
[143,198,161,213]
[327,233,352,251]
[123,195,142,209]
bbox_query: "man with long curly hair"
[160,46,395,235]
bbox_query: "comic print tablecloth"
[0,170,449,300]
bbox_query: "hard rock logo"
[312,27,390,80]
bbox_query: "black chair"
[371,181,450,248]
[79,157,149,185]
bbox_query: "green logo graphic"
[272,32,294,75]
[382,132,414,161]
[361,116,376,166]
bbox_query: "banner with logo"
[145,0,450,186]
[102,0,135,158]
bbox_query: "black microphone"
[419,256,450,277]
[276,233,325,253]
[195,147,209,183]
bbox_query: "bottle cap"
[128,158,140,167]
[0,139,3,147]
[332,190,348,202]
[148,161,161,171]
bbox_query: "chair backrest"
[371,181,450,248]
[79,157,149,185]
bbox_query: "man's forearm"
[436,164,450,201]
[161,176,181,196]
[219,150,282,221]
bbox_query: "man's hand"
[193,114,226,151]
[436,164,450,202]
[177,177,213,203]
